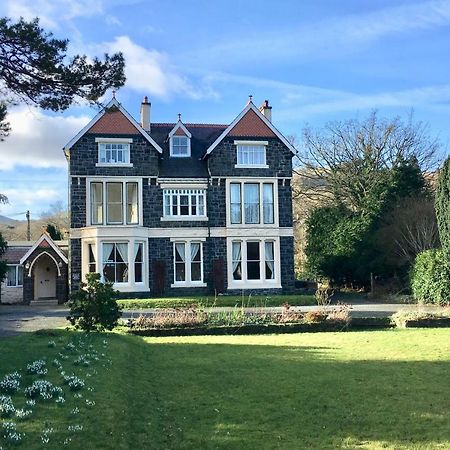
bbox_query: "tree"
[67,273,122,332]
[45,223,63,241]
[296,111,440,213]
[0,17,125,138]
[435,157,450,258]
[301,113,437,287]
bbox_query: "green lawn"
[117,294,316,309]
[1,329,450,449]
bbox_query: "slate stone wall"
[70,239,82,293]
[69,134,159,177]
[207,137,293,178]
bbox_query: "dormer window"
[96,138,132,166]
[171,136,190,157]
[235,140,268,168]
[169,119,192,158]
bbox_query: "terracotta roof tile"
[88,109,139,135]
[228,109,276,138]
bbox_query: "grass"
[1,329,450,449]
[117,294,316,309]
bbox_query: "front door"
[34,255,57,299]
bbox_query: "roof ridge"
[152,123,227,128]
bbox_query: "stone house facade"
[65,97,295,296]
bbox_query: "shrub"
[67,273,122,332]
[410,249,450,305]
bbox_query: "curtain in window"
[7,266,16,287]
[107,183,123,224]
[263,184,274,224]
[190,243,200,261]
[175,243,186,281]
[103,243,114,262]
[91,183,103,224]
[265,241,275,279]
[134,243,143,283]
[232,242,241,272]
[190,243,201,281]
[127,183,138,224]
[244,184,260,224]
[102,243,115,282]
[175,243,185,262]
[230,184,242,224]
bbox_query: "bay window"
[229,180,276,225]
[173,241,204,286]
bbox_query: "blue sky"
[1,0,450,219]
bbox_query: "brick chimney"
[259,100,272,122]
[140,96,151,131]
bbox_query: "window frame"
[87,178,142,226]
[227,179,278,227]
[234,140,268,168]
[6,265,23,287]
[95,138,133,167]
[227,238,281,289]
[171,240,206,287]
[82,238,147,291]
[162,189,207,220]
[170,135,191,158]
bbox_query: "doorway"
[34,254,57,299]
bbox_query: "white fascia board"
[205,102,297,156]
[168,121,192,138]
[62,98,163,154]
[20,234,68,265]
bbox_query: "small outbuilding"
[0,233,68,305]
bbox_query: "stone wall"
[0,283,23,304]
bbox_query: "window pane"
[7,266,16,286]
[91,182,103,224]
[107,183,123,224]
[17,266,23,286]
[99,143,129,164]
[230,183,242,224]
[191,263,201,281]
[244,184,260,224]
[232,241,242,280]
[134,242,143,283]
[247,242,260,280]
[172,136,189,156]
[126,182,138,224]
[265,241,275,280]
[263,183,274,224]
[102,243,128,283]
[88,244,96,273]
[237,145,265,166]
[180,195,189,215]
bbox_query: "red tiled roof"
[228,109,276,137]
[88,109,139,135]
[174,127,187,136]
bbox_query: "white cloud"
[4,0,103,30]
[0,107,90,170]
[188,0,450,66]
[103,36,218,100]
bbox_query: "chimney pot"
[140,97,151,131]
[259,99,272,122]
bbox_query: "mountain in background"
[0,215,22,226]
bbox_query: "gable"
[88,108,140,135]
[228,109,276,138]
[174,127,188,136]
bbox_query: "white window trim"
[6,264,23,288]
[95,138,133,167]
[81,238,149,292]
[86,177,143,227]
[226,237,281,289]
[170,135,191,158]
[171,239,206,288]
[234,140,268,168]
[226,178,279,228]
[162,188,207,220]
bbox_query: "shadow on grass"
[1,330,449,449]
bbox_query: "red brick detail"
[228,109,276,137]
[39,240,50,248]
[174,127,187,136]
[89,109,140,135]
